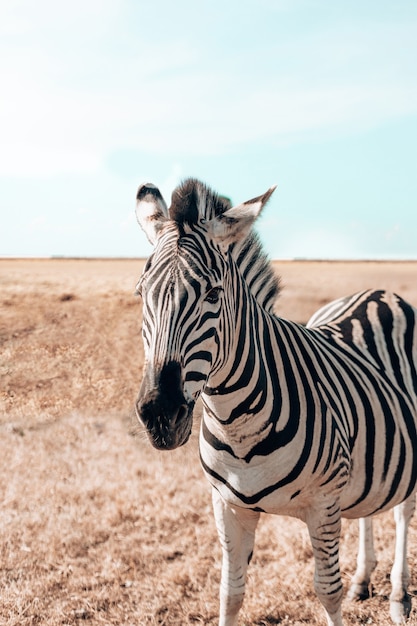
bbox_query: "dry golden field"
[1,258,417,626]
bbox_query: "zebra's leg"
[212,487,260,626]
[389,494,416,624]
[306,502,344,626]
[347,517,377,601]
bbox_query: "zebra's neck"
[201,268,310,460]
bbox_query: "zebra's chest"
[199,420,350,515]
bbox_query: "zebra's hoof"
[390,594,411,624]
[347,583,371,602]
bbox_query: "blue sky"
[1,0,417,259]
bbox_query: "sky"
[1,0,417,260]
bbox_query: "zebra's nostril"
[173,403,188,426]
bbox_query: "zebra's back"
[307,289,417,403]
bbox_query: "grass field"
[1,258,417,625]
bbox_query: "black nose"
[136,394,189,428]
[158,360,183,398]
[139,360,185,410]
[136,360,194,449]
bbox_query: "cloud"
[1,1,416,178]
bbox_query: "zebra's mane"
[169,178,280,313]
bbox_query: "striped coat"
[135,179,417,626]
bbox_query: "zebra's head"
[134,178,276,450]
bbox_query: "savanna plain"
[1,258,417,626]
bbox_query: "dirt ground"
[1,258,417,625]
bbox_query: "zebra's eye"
[205,286,222,305]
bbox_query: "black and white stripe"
[135,178,417,626]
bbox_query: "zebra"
[134,178,417,626]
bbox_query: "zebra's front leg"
[390,494,416,624]
[347,517,377,602]
[212,488,260,626]
[306,501,344,626]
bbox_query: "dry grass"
[1,258,417,625]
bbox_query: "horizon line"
[1,256,417,263]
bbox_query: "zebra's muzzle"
[135,360,195,450]
[135,395,194,450]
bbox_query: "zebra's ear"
[135,183,169,245]
[211,185,276,248]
